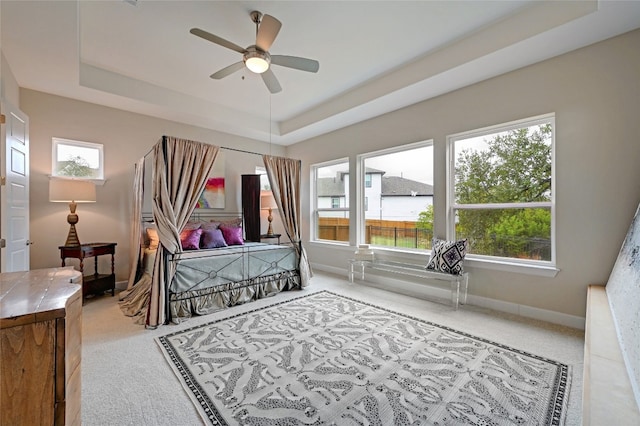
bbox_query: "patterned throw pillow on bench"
[426,238,468,275]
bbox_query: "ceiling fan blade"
[190,28,245,54]
[271,55,319,73]
[261,69,282,94]
[210,61,245,79]
[255,14,282,52]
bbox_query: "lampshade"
[260,195,278,210]
[49,179,96,203]
[260,193,278,236]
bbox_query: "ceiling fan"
[190,11,319,94]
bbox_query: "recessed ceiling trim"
[280,0,598,138]
[78,62,272,138]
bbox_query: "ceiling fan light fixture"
[244,47,270,74]
[246,56,269,74]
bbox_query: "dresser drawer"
[82,248,96,258]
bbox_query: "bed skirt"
[169,270,301,323]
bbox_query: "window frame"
[311,158,350,244]
[52,137,104,181]
[446,113,556,268]
[356,140,434,252]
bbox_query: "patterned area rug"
[157,291,571,425]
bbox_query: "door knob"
[26,240,34,246]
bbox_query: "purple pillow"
[180,228,202,250]
[200,228,228,249]
[183,222,202,231]
[219,224,244,246]
[201,221,220,231]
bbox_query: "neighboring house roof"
[336,167,384,180]
[317,177,345,196]
[317,174,433,197]
[364,167,385,175]
[382,176,433,196]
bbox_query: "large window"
[448,114,554,263]
[52,137,104,179]
[359,142,434,250]
[313,160,349,242]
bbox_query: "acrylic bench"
[348,259,469,309]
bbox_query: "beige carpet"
[81,271,584,425]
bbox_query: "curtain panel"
[262,155,313,287]
[147,136,219,327]
[126,157,146,290]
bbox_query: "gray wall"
[1,52,19,105]
[286,28,640,320]
[20,90,285,283]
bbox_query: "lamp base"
[266,208,274,236]
[64,224,81,247]
[64,206,81,246]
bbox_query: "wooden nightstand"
[59,242,117,301]
[260,233,281,245]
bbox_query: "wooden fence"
[318,218,433,249]
[317,218,551,259]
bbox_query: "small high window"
[52,137,104,180]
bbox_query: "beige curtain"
[126,157,146,290]
[262,155,312,287]
[146,136,219,328]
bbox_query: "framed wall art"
[196,151,225,209]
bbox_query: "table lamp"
[49,179,96,246]
[260,194,278,236]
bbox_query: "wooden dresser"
[0,267,83,426]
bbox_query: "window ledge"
[48,175,106,186]
[309,240,352,250]
[309,240,559,278]
[464,257,559,277]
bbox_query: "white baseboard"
[311,262,585,330]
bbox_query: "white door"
[1,100,30,272]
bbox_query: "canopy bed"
[119,136,312,328]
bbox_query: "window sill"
[464,256,559,277]
[309,240,559,278]
[48,175,106,186]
